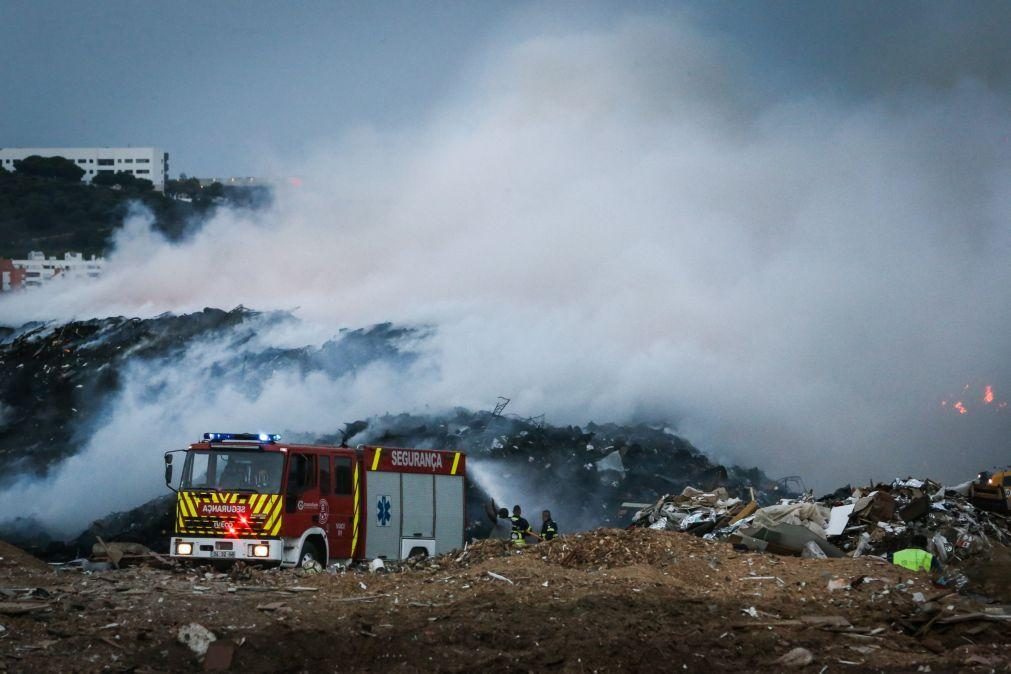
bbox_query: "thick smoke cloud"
[2,13,1010,531]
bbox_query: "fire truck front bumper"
[170,537,283,562]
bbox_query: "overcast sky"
[1,1,1010,508]
[3,1,1009,177]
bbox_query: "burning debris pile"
[0,307,415,477]
[629,476,1011,595]
[0,308,777,556]
[4,410,776,560]
[311,410,777,539]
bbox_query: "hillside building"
[0,147,168,191]
[0,251,105,292]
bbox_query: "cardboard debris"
[203,639,236,671]
[899,495,931,522]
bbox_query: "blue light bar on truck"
[203,432,281,443]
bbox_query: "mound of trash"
[5,408,777,560]
[315,410,781,538]
[0,307,778,554]
[0,307,416,478]
[629,475,1011,593]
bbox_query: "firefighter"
[484,501,513,541]
[889,534,941,573]
[510,505,538,547]
[540,509,558,541]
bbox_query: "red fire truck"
[164,433,466,568]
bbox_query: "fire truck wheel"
[297,540,324,571]
[407,546,429,560]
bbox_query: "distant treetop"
[13,155,84,182]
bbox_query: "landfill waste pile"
[0,308,777,558]
[0,307,415,477]
[311,410,780,537]
[630,477,1011,599]
[1,528,1008,672]
[5,410,778,561]
[1,414,780,561]
[0,494,178,564]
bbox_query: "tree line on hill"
[0,156,270,258]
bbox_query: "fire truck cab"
[165,433,466,568]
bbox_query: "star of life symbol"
[377,495,392,526]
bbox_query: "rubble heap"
[318,411,780,537]
[2,411,777,560]
[0,308,415,477]
[630,477,1011,589]
[0,308,777,556]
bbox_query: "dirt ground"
[0,530,1009,673]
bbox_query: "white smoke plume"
[2,14,1010,532]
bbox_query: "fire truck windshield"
[180,450,284,493]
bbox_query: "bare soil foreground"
[1,530,1009,673]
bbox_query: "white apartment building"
[0,147,169,191]
[10,251,104,289]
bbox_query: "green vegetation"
[12,155,85,182]
[0,169,191,258]
[0,160,271,258]
[165,176,202,198]
[91,170,155,192]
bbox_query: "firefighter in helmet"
[510,505,538,547]
[540,509,558,541]
[484,501,514,541]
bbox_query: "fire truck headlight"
[251,544,270,558]
[176,542,193,556]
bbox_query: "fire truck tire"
[297,540,324,570]
[407,546,429,560]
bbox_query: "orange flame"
[940,384,1007,414]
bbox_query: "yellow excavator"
[970,469,1011,512]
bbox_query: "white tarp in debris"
[826,503,855,536]
[750,502,831,538]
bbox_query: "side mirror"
[164,454,174,488]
